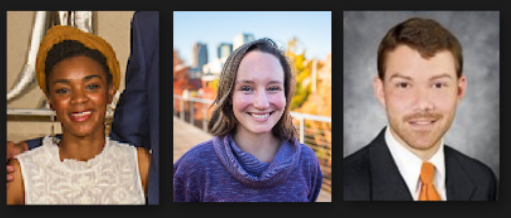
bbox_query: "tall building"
[217,43,233,59]
[233,33,255,50]
[192,42,208,73]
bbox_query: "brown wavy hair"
[377,17,463,80]
[207,38,297,142]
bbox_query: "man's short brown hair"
[377,17,463,80]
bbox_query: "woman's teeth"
[250,113,270,118]
[71,111,92,118]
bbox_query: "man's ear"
[373,76,386,108]
[456,75,467,105]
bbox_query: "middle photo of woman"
[174,38,323,202]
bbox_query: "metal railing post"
[190,101,194,125]
[299,117,305,144]
[180,98,184,121]
[203,103,208,131]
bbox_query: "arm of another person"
[7,141,28,161]
[137,147,151,196]
[7,137,44,161]
[7,138,42,188]
[111,11,159,205]
[7,141,26,187]
[7,159,24,205]
[7,137,45,161]
[109,11,151,149]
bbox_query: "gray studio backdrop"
[343,11,500,179]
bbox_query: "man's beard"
[391,111,448,151]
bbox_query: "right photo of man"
[343,11,499,201]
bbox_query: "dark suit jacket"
[343,128,497,201]
[110,11,159,205]
[26,11,160,205]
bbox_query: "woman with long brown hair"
[173,38,323,202]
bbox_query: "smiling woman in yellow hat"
[7,25,150,205]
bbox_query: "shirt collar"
[384,126,446,199]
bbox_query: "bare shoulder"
[7,158,24,205]
[136,147,151,196]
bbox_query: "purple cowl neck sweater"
[173,134,323,202]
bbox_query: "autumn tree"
[286,37,312,111]
[287,38,332,169]
[173,49,193,95]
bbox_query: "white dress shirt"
[384,127,447,201]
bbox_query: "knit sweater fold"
[213,134,301,188]
[174,134,323,202]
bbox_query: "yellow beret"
[35,25,120,96]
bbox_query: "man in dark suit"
[110,11,159,205]
[343,17,497,201]
[6,11,160,205]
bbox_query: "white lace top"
[15,135,145,205]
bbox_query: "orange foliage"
[173,49,193,95]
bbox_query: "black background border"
[1,1,508,217]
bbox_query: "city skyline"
[174,11,331,66]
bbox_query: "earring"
[105,104,112,136]
[50,113,56,144]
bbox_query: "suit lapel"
[445,146,476,201]
[369,128,414,201]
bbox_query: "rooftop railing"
[173,94,332,192]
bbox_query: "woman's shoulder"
[297,142,317,158]
[174,138,217,170]
[107,138,135,149]
[15,136,53,161]
[107,138,145,156]
[102,138,144,165]
[295,141,321,166]
[15,146,44,160]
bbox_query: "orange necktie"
[418,162,441,201]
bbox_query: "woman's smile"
[232,51,286,136]
[69,110,94,122]
[247,111,274,121]
[48,55,114,138]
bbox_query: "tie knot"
[420,162,435,184]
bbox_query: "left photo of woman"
[6,11,160,205]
